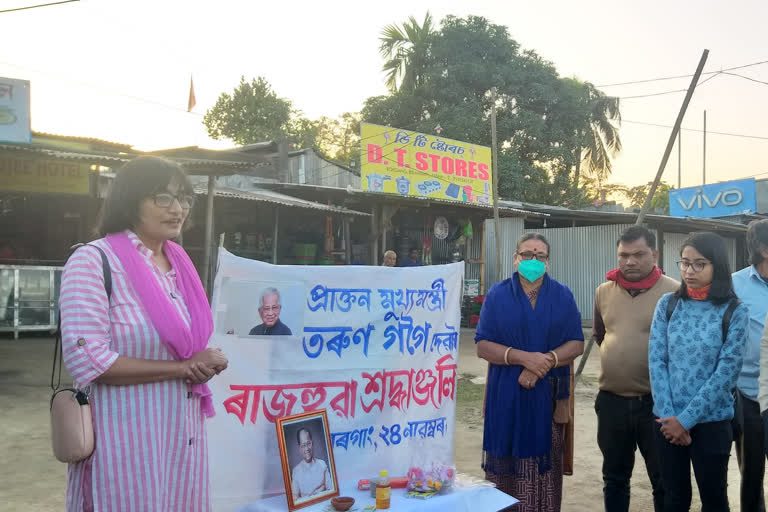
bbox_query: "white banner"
[208,250,464,511]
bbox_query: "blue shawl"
[475,273,584,475]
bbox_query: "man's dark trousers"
[733,390,766,512]
[596,390,664,512]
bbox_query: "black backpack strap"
[69,243,112,299]
[665,294,679,323]
[721,299,740,344]
[51,243,112,393]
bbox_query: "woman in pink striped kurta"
[59,157,227,511]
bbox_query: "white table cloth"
[236,481,518,512]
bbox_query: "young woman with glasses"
[649,231,748,511]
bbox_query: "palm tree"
[575,83,622,188]
[379,12,435,92]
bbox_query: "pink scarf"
[107,232,215,418]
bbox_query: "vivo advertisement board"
[669,178,757,218]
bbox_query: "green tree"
[379,12,435,92]
[577,83,622,188]
[204,76,317,148]
[315,112,362,166]
[365,14,616,205]
[625,181,673,213]
[285,117,320,151]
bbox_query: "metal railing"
[0,265,63,339]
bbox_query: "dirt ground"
[0,331,762,511]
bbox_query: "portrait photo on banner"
[276,410,339,511]
[215,278,305,337]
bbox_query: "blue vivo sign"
[669,178,757,218]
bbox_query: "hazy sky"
[2,0,767,189]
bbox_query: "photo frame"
[215,278,305,337]
[276,410,339,511]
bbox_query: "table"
[237,481,519,512]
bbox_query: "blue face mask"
[518,259,547,283]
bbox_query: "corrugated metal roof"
[253,182,546,217]
[0,143,130,163]
[148,146,275,167]
[193,185,370,216]
[32,131,134,150]
[501,200,748,232]
[0,143,274,174]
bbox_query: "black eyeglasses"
[677,260,709,273]
[517,251,549,262]
[152,192,195,210]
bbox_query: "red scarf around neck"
[606,266,663,290]
[688,284,711,300]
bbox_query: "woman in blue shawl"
[475,233,584,511]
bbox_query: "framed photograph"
[276,410,339,511]
[215,278,305,337]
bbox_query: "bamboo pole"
[272,208,279,264]
[201,175,215,295]
[490,88,502,283]
[636,50,709,226]
[578,51,710,382]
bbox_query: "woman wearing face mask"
[59,156,228,511]
[649,232,747,511]
[475,233,585,511]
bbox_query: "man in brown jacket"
[594,226,679,512]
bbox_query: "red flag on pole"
[187,75,196,112]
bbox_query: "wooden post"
[370,206,379,265]
[201,174,216,294]
[703,110,707,185]
[483,88,504,419]
[272,207,279,264]
[677,130,682,189]
[490,88,502,283]
[480,220,486,295]
[564,363,575,476]
[344,217,352,264]
[657,228,665,273]
[278,140,289,182]
[381,210,387,254]
[575,335,595,384]
[636,50,709,225]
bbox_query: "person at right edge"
[731,219,768,512]
[650,232,748,512]
[593,226,679,512]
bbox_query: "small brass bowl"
[331,496,355,511]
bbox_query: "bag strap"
[665,294,679,323]
[721,299,740,344]
[666,294,739,345]
[51,244,112,393]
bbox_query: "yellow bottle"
[375,470,391,509]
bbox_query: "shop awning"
[193,185,370,216]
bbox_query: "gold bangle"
[504,347,512,366]
[549,350,559,368]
